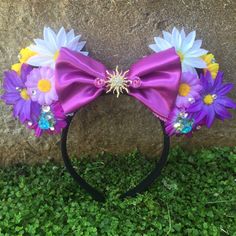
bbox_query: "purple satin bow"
[55,47,181,121]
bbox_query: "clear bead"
[174,122,181,129]
[32,90,37,96]
[188,97,195,104]
[42,105,50,112]
[212,94,217,100]
[180,112,188,118]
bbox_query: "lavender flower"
[26,67,58,105]
[176,72,202,109]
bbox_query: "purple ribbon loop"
[55,47,181,121]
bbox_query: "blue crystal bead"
[175,114,194,134]
[181,119,193,134]
[38,111,55,130]
[181,124,192,134]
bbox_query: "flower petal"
[27,55,54,67]
[149,44,160,52]
[194,106,207,124]
[182,63,198,76]
[29,43,53,55]
[43,27,58,51]
[154,37,172,50]
[190,40,202,51]
[56,27,67,47]
[75,41,86,51]
[67,35,81,45]
[214,103,232,120]
[66,29,75,42]
[3,71,23,91]
[20,64,33,83]
[205,106,215,128]
[162,31,172,43]
[217,97,236,109]
[184,57,207,68]
[186,49,208,57]
[180,28,186,40]
[187,100,202,112]
[182,31,196,53]
[2,92,20,105]
[80,51,89,56]
[217,83,234,96]
[171,27,181,50]
[212,71,224,89]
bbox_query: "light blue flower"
[27,27,88,68]
[149,27,208,76]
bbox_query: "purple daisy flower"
[28,102,67,137]
[1,64,41,123]
[176,72,202,109]
[187,71,236,128]
[165,107,196,136]
[26,67,58,105]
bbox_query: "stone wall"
[0,0,235,166]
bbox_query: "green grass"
[0,147,235,235]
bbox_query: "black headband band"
[60,99,170,202]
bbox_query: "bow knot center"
[105,66,130,97]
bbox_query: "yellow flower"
[202,53,219,79]
[19,48,37,63]
[11,63,22,74]
[11,47,37,75]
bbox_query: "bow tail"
[129,87,174,121]
[128,48,182,121]
[55,48,107,114]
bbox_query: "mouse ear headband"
[2,27,235,201]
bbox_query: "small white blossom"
[149,27,208,75]
[27,27,88,68]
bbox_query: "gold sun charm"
[106,66,130,97]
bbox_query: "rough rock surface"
[0,0,235,166]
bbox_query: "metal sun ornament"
[105,66,131,97]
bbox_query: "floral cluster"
[1,26,235,138]
[150,27,236,136]
[1,27,87,137]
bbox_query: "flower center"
[53,51,59,61]
[178,83,191,97]
[37,79,51,93]
[20,88,30,100]
[203,94,215,105]
[177,51,184,62]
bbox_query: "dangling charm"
[106,66,130,97]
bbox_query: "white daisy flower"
[27,27,88,68]
[149,27,208,75]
